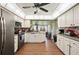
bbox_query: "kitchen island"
[24,32,46,43]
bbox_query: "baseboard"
[54,43,65,55]
[25,41,45,44]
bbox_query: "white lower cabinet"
[25,33,46,43]
[70,40,79,55]
[63,38,70,55]
[57,35,63,51]
[57,35,70,55]
[57,35,79,55]
[57,35,65,53]
[70,43,78,55]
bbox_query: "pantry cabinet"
[73,5,79,26]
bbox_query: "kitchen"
[0,3,79,55]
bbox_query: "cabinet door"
[70,43,78,55]
[57,35,64,52]
[61,14,66,27]
[59,36,65,52]
[74,5,79,26]
[56,35,61,49]
[57,35,70,55]
[63,38,69,55]
[25,33,29,42]
[58,16,62,27]
[65,8,74,27]
[58,14,66,27]
[76,43,79,55]
[70,40,79,55]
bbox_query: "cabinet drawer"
[70,39,79,45]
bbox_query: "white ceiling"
[16,3,60,15]
[1,3,76,20]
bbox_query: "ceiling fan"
[22,3,49,14]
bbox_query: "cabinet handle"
[67,44,69,46]
[69,45,71,47]
[73,24,74,25]
[71,24,72,26]
[73,43,76,45]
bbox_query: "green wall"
[31,20,58,31]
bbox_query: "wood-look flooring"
[16,39,63,55]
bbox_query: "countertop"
[25,31,46,34]
[58,34,79,42]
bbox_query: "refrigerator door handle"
[3,17,6,43]
[2,17,6,50]
[0,17,4,51]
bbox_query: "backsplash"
[58,27,79,38]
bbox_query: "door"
[1,9,14,55]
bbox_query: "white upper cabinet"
[58,16,62,27]
[58,8,74,27]
[65,8,74,27]
[61,14,66,27]
[58,14,66,27]
[57,4,79,27]
[73,5,79,26]
[23,20,31,28]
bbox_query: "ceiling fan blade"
[39,7,48,12]
[23,6,34,9]
[39,3,49,6]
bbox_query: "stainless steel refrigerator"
[0,8,14,55]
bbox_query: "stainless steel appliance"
[0,8,14,55]
[18,29,25,49]
[59,29,64,34]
